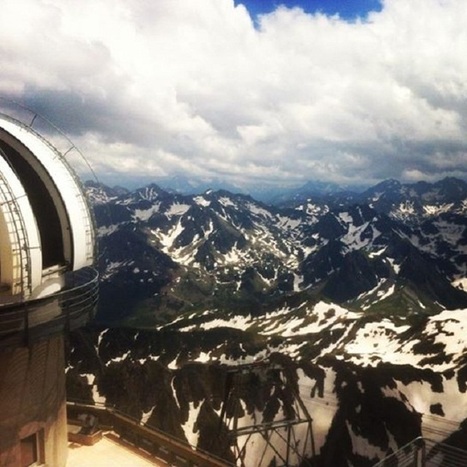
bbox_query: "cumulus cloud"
[0,0,466,188]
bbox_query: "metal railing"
[67,400,233,467]
[0,267,98,349]
[424,438,467,466]
[373,437,467,467]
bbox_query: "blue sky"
[236,0,382,21]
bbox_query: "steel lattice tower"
[218,359,316,467]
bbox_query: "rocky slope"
[67,301,467,465]
[66,177,467,466]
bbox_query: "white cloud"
[0,0,466,188]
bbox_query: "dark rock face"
[302,240,347,285]
[315,359,423,466]
[398,246,467,309]
[97,225,176,322]
[274,177,467,222]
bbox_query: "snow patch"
[194,196,210,207]
[166,202,190,217]
[182,402,202,447]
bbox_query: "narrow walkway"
[67,432,165,467]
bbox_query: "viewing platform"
[66,401,232,467]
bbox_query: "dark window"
[20,433,38,466]
[0,141,65,268]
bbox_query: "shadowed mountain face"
[67,310,467,466]
[66,178,467,465]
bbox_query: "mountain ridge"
[86,176,467,325]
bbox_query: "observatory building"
[0,112,98,466]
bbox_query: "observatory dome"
[0,109,98,466]
[0,114,95,301]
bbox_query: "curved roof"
[0,114,95,299]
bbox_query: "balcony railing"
[67,400,233,467]
[373,436,467,467]
[0,267,98,349]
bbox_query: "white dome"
[0,114,95,300]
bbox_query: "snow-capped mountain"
[66,177,467,466]
[269,179,366,206]
[289,177,467,224]
[360,177,467,223]
[84,179,129,205]
[90,178,467,324]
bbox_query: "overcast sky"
[0,0,466,189]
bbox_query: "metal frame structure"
[219,360,316,467]
[373,437,467,467]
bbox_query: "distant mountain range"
[67,176,467,466]
[97,174,467,207]
[110,174,370,203]
[84,176,467,324]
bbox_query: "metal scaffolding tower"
[219,359,315,467]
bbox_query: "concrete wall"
[0,335,68,466]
